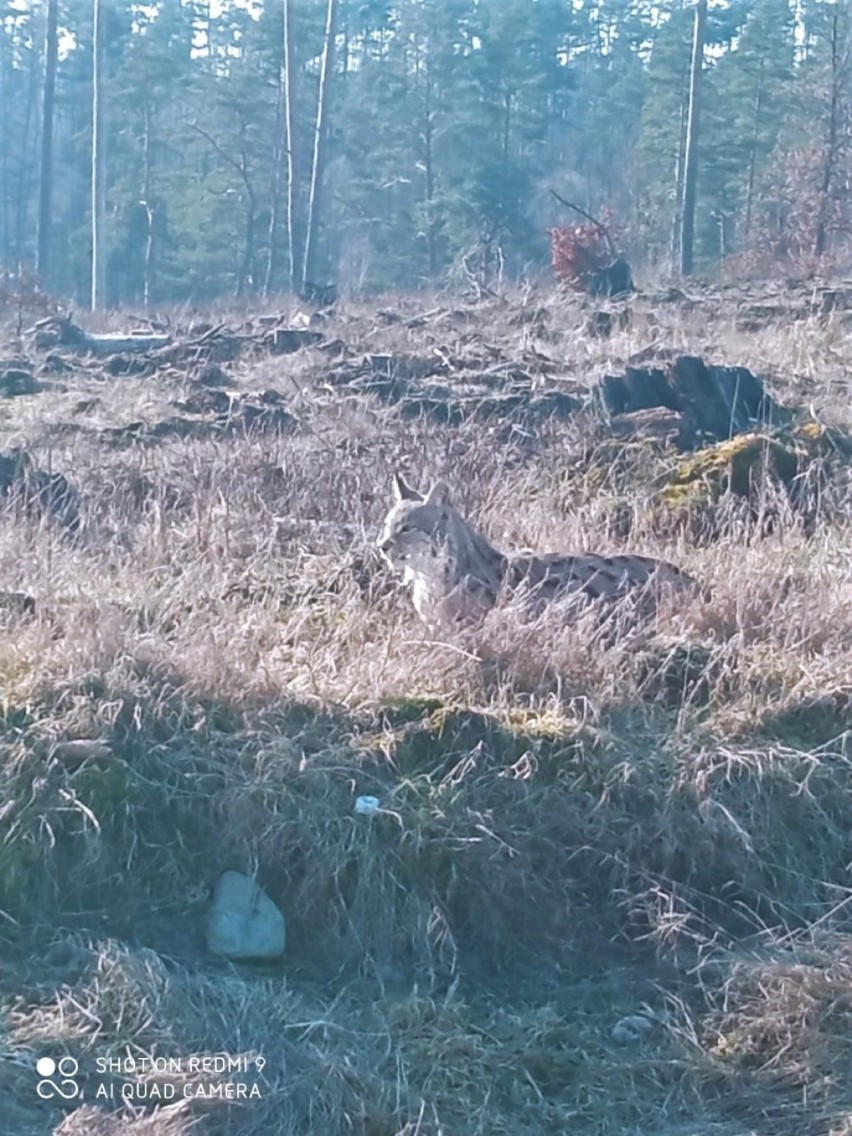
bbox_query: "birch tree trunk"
[91,0,107,310]
[141,99,154,308]
[669,64,689,275]
[37,0,58,279]
[680,0,707,277]
[302,0,337,290]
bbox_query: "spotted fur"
[378,474,700,628]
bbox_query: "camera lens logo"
[36,1057,81,1101]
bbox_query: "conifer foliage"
[0,0,849,303]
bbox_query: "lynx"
[378,474,700,629]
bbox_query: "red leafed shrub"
[549,213,618,289]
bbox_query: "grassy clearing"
[0,283,851,1134]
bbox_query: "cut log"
[80,332,172,355]
[819,285,852,314]
[29,315,171,355]
[268,327,324,354]
[609,408,688,448]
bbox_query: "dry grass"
[0,281,851,1134]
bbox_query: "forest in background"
[1,0,851,307]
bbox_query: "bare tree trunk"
[188,118,257,297]
[236,187,256,297]
[743,56,765,243]
[141,99,154,307]
[37,0,58,280]
[283,0,301,292]
[263,65,284,297]
[15,24,40,265]
[142,203,155,308]
[421,58,437,278]
[669,72,688,273]
[302,0,338,290]
[680,0,707,277]
[235,124,257,297]
[91,0,107,310]
[502,89,512,165]
[814,6,845,259]
[340,1,349,73]
[0,20,9,267]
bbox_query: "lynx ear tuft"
[392,473,423,503]
[425,481,452,508]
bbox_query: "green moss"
[503,705,582,739]
[664,433,801,509]
[661,420,851,515]
[794,419,825,443]
[383,706,585,782]
[792,418,852,458]
[377,695,447,728]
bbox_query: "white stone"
[611,1014,653,1046]
[206,871,286,960]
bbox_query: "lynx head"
[378,474,454,580]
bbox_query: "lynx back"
[378,474,699,629]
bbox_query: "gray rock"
[611,1014,653,1046]
[206,870,286,960]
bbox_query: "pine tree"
[700,0,795,262]
[766,0,851,268]
[633,2,694,266]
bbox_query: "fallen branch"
[28,315,171,355]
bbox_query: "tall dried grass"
[0,284,850,1135]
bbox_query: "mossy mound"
[663,432,801,510]
[756,689,852,749]
[658,420,850,532]
[374,704,585,780]
[791,418,852,458]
